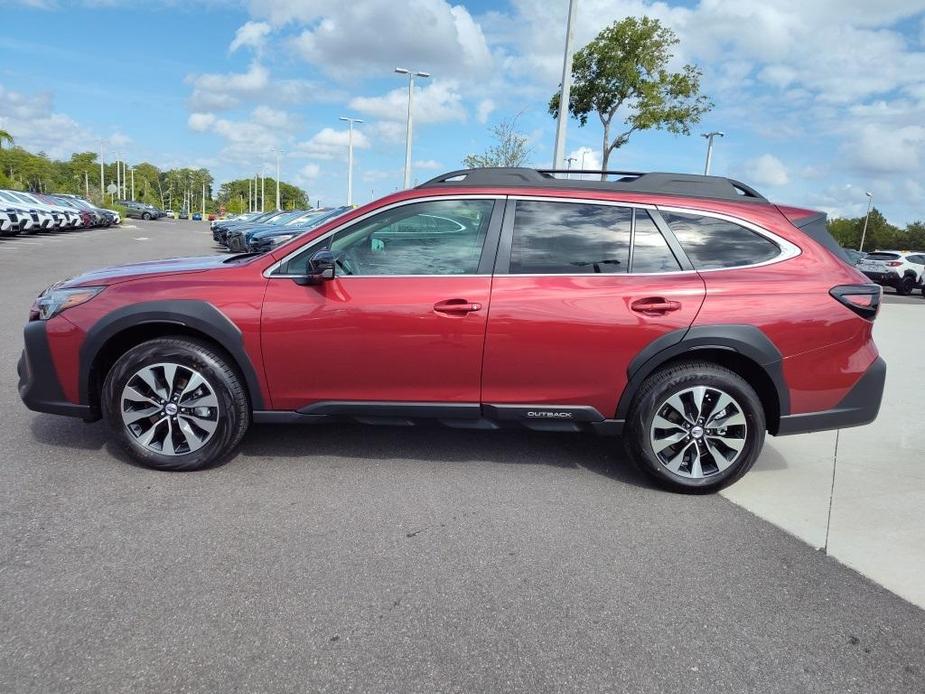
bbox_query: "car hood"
[61,254,242,287]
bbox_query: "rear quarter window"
[662,211,781,270]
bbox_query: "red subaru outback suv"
[18,168,885,492]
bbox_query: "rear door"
[481,197,706,420]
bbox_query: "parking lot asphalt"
[1,221,923,693]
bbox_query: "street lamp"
[565,156,577,179]
[273,148,282,210]
[552,0,579,169]
[98,141,105,203]
[339,116,364,206]
[395,67,430,189]
[701,131,724,175]
[859,191,873,252]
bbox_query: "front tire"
[101,337,250,471]
[625,361,766,493]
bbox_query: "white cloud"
[299,163,321,180]
[187,62,270,111]
[258,0,492,78]
[476,98,496,124]
[187,112,217,132]
[744,154,790,186]
[229,20,272,54]
[294,127,371,160]
[0,84,98,159]
[350,80,466,125]
[851,124,925,174]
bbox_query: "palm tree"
[0,129,13,150]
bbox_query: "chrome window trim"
[656,204,802,271]
[264,194,505,279]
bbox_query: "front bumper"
[18,321,93,419]
[775,356,886,435]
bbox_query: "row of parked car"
[844,247,925,296]
[0,190,121,236]
[211,206,352,253]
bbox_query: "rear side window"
[510,200,631,274]
[662,211,781,270]
[632,211,681,273]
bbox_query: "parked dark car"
[246,207,352,253]
[121,201,161,221]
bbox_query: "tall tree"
[464,115,532,169]
[0,129,13,150]
[549,17,712,177]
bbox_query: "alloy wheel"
[120,362,219,456]
[649,386,748,479]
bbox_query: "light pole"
[274,148,282,210]
[98,141,104,203]
[701,131,724,175]
[339,116,364,205]
[859,191,873,252]
[130,167,135,200]
[261,167,266,213]
[395,67,430,189]
[566,156,577,179]
[115,153,121,200]
[552,0,579,169]
[248,178,252,213]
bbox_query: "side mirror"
[295,250,336,285]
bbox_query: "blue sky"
[2,0,925,224]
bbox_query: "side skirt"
[252,402,625,436]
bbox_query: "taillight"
[887,261,903,267]
[830,284,881,320]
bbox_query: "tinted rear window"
[662,212,781,270]
[865,253,900,261]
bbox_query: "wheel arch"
[616,325,788,433]
[81,300,264,416]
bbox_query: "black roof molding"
[418,167,768,203]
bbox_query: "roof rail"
[417,167,767,203]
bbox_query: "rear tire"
[101,337,250,471]
[624,361,766,493]
[897,276,915,295]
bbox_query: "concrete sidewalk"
[723,302,925,608]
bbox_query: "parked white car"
[857,251,925,296]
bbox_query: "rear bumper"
[18,321,93,419]
[775,356,886,436]
[861,270,901,287]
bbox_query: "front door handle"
[433,298,482,314]
[631,297,682,315]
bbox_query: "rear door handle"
[631,297,682,315]
[433,298,482,314]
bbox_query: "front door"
[261,196,503,411]
[481,197,706,419]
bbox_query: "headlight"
[31,286,104,321]
[269,234,295,247]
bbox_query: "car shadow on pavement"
[28,415,656,488]
[238,422,656,489]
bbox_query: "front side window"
[279,199,494,276]
[510,200,631,274]
[662,211,781,270]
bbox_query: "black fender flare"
[614,324,789,421]
[79,300,264,409]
